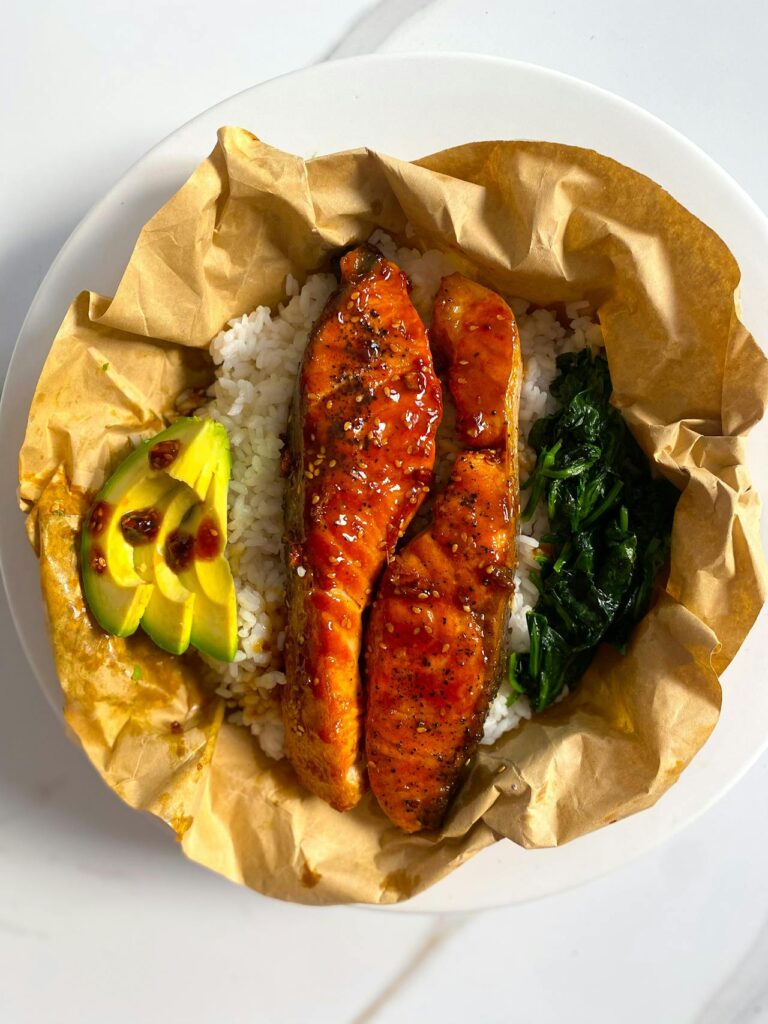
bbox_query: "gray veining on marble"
[696,915,768,1024]
[325,0,437,60]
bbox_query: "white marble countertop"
[2,2,767,1021]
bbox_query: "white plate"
[1,53,767,913]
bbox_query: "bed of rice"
[203,232,604,759]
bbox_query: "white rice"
[203,234,603,757]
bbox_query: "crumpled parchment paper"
[18,127,768,904]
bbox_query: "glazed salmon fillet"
[365,275,521,832]
[431,272,520,448]
[282,245,442,812]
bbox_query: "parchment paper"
[18,127,768,904]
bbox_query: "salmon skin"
[282,245,442,812]
[365,275,521,832]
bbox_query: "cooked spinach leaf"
[511,350,678,711]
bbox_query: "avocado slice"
[80,472,171,637]
[175,469,238,663]
[133,485,199,655]
[81,418,227,640]
[81,416,238,661]
[81,527,153,638]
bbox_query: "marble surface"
[1,2,767,1021]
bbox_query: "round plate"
[2,53,767,913]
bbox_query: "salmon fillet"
[365,275,521,831]
[282,245,442,811]
[431,272,520,448]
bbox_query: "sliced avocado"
[133,485,199,655]
[81,417,230,645]
[96,418,221,507]
[176,468,238,663]
[163,418,229,498]
[80,483,162,637]
[80,532,152,638]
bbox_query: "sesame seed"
[356,394,364,403]
[385,622,394,634]
[379,642,388,650]
[451,543,459,553]
[414,627,421,635]
[416,726,427,734]
[469,324,479,332]
[411,605,422,615]
[442,643,450,653]
[329,459,337,467]
[326,400,333,410]
[311,495,320,505]
[463,604,471,613]
[458,360,470,366]
[343,421,352,431]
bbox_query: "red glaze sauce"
[89,500,112,537]
[166,530,194,572]
[194,518,222,560]
[89,545,108,575]
[120,507,162,546]
[149,439,181,470]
